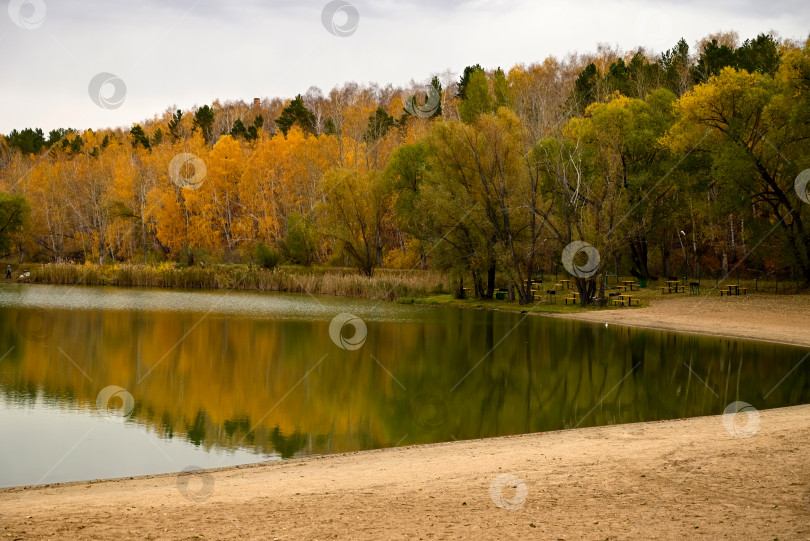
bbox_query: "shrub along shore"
[6,263,448,301]
[5,263,806,319]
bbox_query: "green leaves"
[130,124,151,150]
[6,128,46,154]
[0,192,30,253]
[276,95,317,137]
[668,50,810,282]
[193,105,216,144]
[255,241,281,269]
[692,34,782,84]
[167,110,183,142]
[364,107,396,143]
[230,119,248,140]
[283,213,318,266]
[456,64,484,100]
[317,169,392,277]
[458,70,493,123]
[229,115,264,141]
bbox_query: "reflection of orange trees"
[2,308,446,455]
[1,306,806,456]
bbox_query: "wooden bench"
[719,289,730,296]
[564,297,577,305]
[661,286,673,294]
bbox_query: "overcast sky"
[1,0,808,133]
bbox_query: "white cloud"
[1,0,808,132]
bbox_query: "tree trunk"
[661,239,671,279]
[485,263,496,299]
[586,272,607,306]
[472,270,485,298]
[628,237,650,280]
[520,256,536,305]
[576,277,596,306]
[142,216,147,263]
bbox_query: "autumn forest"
[1,31,809,305]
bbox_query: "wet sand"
[1,405,808,540]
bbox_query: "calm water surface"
[1,284,808,487]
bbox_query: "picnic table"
[617,294,640,306]
[662,280,683,293]
[559,279,572,289]
[620,280,638,292]
[612,294,628,306]
[720,284,748,296]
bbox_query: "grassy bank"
[7,263,448,301]
[5,263,803,313]
[404,275,807,315]
[408,294,605,314]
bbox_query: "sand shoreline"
[549,293,810,349]
[552,315,809,349]
[2,406,808,539]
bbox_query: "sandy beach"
[1,404,808,540]
[559,293,810,348]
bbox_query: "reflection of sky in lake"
[0,283,435,323]
[0,398,276,488]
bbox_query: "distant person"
[5,265,10,279]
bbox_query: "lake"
[0,284,808,488]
